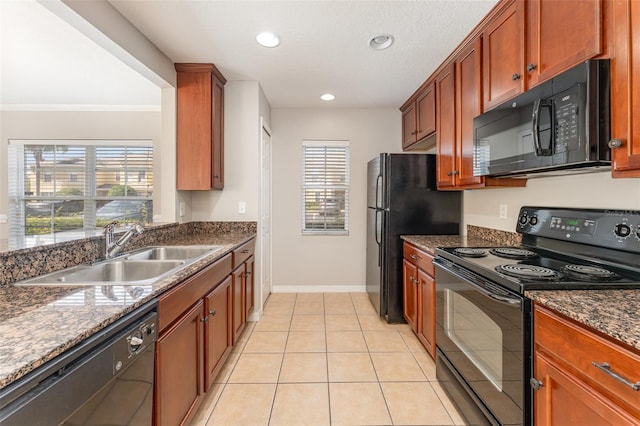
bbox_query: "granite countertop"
[0,230,255,391]
[527,290,640,352]
[401,235,509,255]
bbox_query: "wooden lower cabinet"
[532,304,640,425]
[402,242,436,359]
[245,255,255,321]
[232,264,246,344]
[155,301,204,426]
[204,275,232,391]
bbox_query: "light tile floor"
[190,292,467,426]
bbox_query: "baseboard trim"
[271,285,366,293]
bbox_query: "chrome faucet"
[104,222,145,259]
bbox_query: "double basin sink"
[14,246,223,286]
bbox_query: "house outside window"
[8,140,153,236]
[301,140,350,235]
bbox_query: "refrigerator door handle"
[375,209,382,246]
[375,174,383,209]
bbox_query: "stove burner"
[454,248,488,258]
[496,264,562,281]
[562,264,621,282]
[490,247,538,260]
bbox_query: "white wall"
[463,172,640,232]
[271,108,400,291]
[0,110,161,239]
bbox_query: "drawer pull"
[209,309,217,316]
[200,316,209,324]
[409,254,420,260]
[241,249,250,254]
[592,361,640,391]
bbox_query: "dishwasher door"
[0,301,157,426]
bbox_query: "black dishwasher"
[0,300,157,426]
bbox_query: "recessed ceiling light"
[256,32,280,48]
[320,93,335,101]
[368,34,394,50]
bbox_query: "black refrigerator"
[366,153,461,323]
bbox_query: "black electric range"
[433,207,640,426]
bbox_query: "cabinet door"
[436,63,457,188]
[402,259,418,332]
[417,269,436,359]
[526,0,602,87]
[610,0,640,177]
[232,264,246,344]
[455,38,484,187]
[416,82,436,140]
[212,76,225,189]
[401,102,418,149]
[176,68,213,190]
[533,351,638,426]
[482,0,525,110]
[245,256,255,321]
[204,276,232,390]
[156,301,204,426]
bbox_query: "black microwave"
[473,60,611,178]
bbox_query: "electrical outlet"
[238,201,246,214]
[179,202,185,217]
[499,204,508,219]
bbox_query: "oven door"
[434,257,529,426]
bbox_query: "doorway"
[259,118,272,308]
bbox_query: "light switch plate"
[238,201,246,214]
[499,204,508,219]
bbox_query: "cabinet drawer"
[534,305,640,417]
[233,238,255,268]
[159,253,232,331]
[403,243,434,276]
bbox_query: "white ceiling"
[1,0,499,110]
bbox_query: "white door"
[260,119,272,307]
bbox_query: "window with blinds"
[8,140,153,237]
[302,140,350,235]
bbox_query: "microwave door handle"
[532,99,544,156]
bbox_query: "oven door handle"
[434,258,522,307]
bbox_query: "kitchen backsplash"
[467,225,522,246]
[0,222,257,287]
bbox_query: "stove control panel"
[517,207,640,253]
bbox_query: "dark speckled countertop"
[0,223,255,391]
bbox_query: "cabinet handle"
[530,377,544,390]
[409,254,421,260]
[446,171,452,176]
[608,138,624,149]
[209,309,217,316]
[512,73,521,81]
[592,361,640,391]
[200,316,209,323]
[246,271,252,276]
[411,130,418,135]
[526,63,537,72]
[241,249,250,254]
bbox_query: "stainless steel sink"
[13,244,223,287]
[15,260,185,286]
[125,245,222,261]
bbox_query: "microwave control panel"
[553,84,584,153]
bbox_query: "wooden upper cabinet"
[482,0,525,111]
[610,0,640,177]
[401,81,436,151]
[401,102,418,149]
[435,63,457,188]
[455,38,484,188]
[526,0,603,87]
[176,63,226,190]
[416,82,436,140]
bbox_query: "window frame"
[8,139,153,237]
[301,140,350,236]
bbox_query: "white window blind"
[302,140,350,235]
[8,140,153,237]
